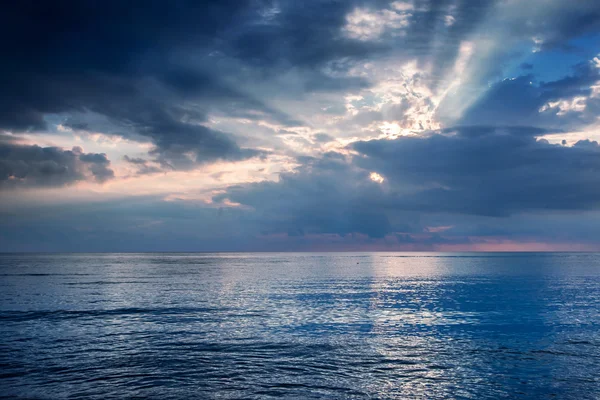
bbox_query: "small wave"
[0,273,94,277]
[63,281,151,286]
[0,307,226,322]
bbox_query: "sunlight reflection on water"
[1,252,600,399]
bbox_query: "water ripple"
[1,252,600,399]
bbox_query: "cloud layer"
[0,138,114,188]
[1,0,600,250]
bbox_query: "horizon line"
[2,250,600,254]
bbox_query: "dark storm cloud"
[0,0,358,167]
[224,0,380,68]
[0,1,368,121]
[352,127,600,216]
[2,0,597,155]
[528,2,600,51]
[216,126,600,238]
[216,152,392,238]
[0,142,114,188]
[459,59,600,128]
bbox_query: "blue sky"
[1,0,600,251]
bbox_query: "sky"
[1,0,600,252]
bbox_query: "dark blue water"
[1,253,600,399]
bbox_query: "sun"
[369,172,385,183]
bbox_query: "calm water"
[1,253,600,399]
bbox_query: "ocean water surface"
[1,252,599,399]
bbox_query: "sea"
[1,252,599,399]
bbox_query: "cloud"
[123,156,164,176]
[215,151,393,238]
[0,142,114,188]
[0,1,342,169]
[212,126,600,241]
[4,192,600,252]
[0,196,266,252]
[312,133,336,143]
[353,126,600,216]
[0,1,371,126]
[343,6,412,41]
[2,1,597,151]
[1,1,600,251]
[457,56,600,128]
